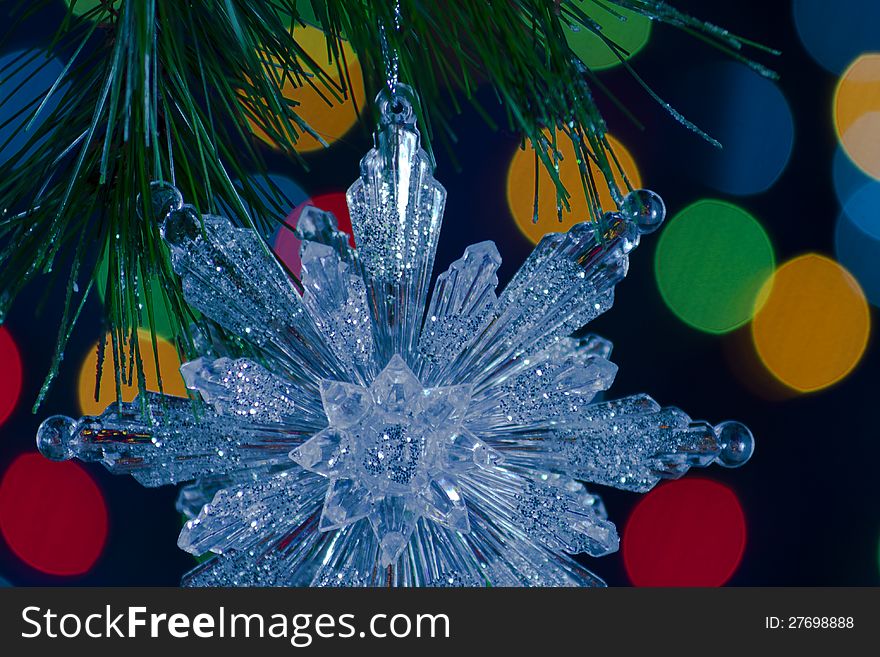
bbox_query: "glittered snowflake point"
[37,84,754,587]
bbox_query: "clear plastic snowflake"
[36,86,753,587]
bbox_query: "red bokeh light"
[274,191,355,277]
[0,327,23,426]
[308,192,354,239]
[623,478,746,587]
[0,454,108,576]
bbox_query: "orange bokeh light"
[506,132,641,244]
[834,54,880,180]
[78,330,188,416]
[248,26,365,153]
[751,254,870,392]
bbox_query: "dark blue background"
[0,1,877,586]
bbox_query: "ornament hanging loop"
[377,84,416,127]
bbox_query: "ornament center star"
[290,354,499,565]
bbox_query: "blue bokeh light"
[218,173,308,225]
[833,144,875,209]
[673,61,794,196]
[835,181,880,306]
[0,50,66,166]
[793,0,880,74]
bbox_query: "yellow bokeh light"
[506,132,641,245]
[834,54,880,180]
[78,330,188,416]
[248,25,365,153]
[751,254,870,393]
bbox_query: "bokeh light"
[833,142,874,207]
[0,50,66,166]
[506,132,641,245]
[0,327,23,426]
[274,191,355,277]
[235,173,308,223]
[654,200,775,334]
[623,478,746,587]
[216,173,307,224]
[306,192,353,237]
[670,61,793,195]
[793,0,880,74]
[0,454,107,576]
[95,245,176,339]
[65,0,119,17]
[752,254,870,392]
[565,5,651,71]
[282,1,333,32]
[834,54,880,180]
[248,25,365,153]
[835,182,880,307]
[721,326,802,403]
[99,175,306,337]
[77,329,188,416]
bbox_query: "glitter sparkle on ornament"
[37,85,753,587]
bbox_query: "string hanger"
[378,0,402,94]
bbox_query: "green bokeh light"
[96,243,179,339]
[66,1,119,18]
[566,6,652,71]
[654,199,775,334]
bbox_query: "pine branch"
[0,0,332,409]
[0,0,773,410]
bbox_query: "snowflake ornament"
[36,86,754,587]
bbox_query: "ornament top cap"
[377,83,417,127]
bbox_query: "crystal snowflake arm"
[466,335,618,429]
[395,520,489,587]
[346,85,446,368]
[299,240,376,383]
[461,466,618,557]
[367,520,493,587]
[308,518,494,588]
[492,394,754,492]
[458,471,607,586]
[309,520,383,587]
[177,476,232,520]
[161,204,345,388]
[183,512,331,587]
[464,527,605,586]
[36,393,313,487]
[452,216,639,390]
[309,507,604,587]
[180,356,326,427]
[418,241,502,385]
[178,468,327,556]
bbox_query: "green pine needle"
[0,0,773,411]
